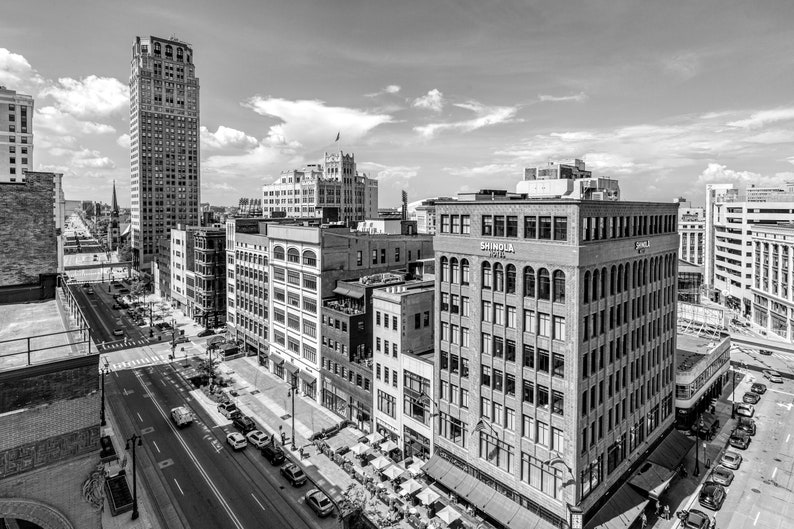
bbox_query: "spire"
[111,180,119,216]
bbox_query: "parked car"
[305,488,334,517]
[197,329,215,337]
[751,383,767,394]
[736,417,756,436]
[742,391,761,404]
[729,429,751,450]
[692,419,720,439]
[720,451,742,470]
[232,414,257,434]
[682,509,712,529]
[280,463,308,487]
[218,402,240,419]
[112,328,124,337]
[262,443,286,465]
[87,288,94,295]
[709,466,734,487]
[226,432,247,451]
[763,370,784,383]
[759,349,773,356]
[736,403,755,418]
[112,303,122,310]
[698,483,726,510]
[174,335,190,344]
[82,283,90,289]
[246,430,270,449]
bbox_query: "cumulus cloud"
[443,163,518,178]
[41,75,128,119]
[201,125,259,150]
[414,101,517,138]
[727,107,794,129]
[366,85,401,97]
[36,106,115,135]
[0,48,45,91]
[360,162,420,180]
[663,52,701,79]
[116,134,131,149]
[538,92,588,103]
[696,163,784,186]
[413,89,445,112]
[72,149,116,169]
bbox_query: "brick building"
[427,192,679,529]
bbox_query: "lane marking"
[153,441,161,453]
[787,434,791,443]
[772,467,778,479]
[251,492,266,511]
[174,478,184,495]
[137,412,143,422]
[754,511,760,526]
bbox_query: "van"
[171,406,193,428]
[262,442,286,465]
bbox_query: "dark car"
[742,392,761,404]
[759,349,773,356]
[709,466,734,487]
[232,414,257,434]
[698,483,726,510]
[280,463,308,487]
[262,443,286,465]
[729,429,751,450]
[750,383,767,394]
[737,417,756,436]
[692,419,720,440]
[682,509,712,529]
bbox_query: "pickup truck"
[171,406,194,428]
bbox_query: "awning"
[285,363,300,376]
[299,371,317,385]
[585,483,649,529]
[270,353,285,366]
[333,285,364,299]
[647,429,695,471]
[628,461,676,500]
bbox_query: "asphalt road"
[714,348,794,529]
[107,361,338,529]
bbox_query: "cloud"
[360,162,419,180]
[36,106,116,135]
[116,134,130,149]
[538,92,588,103]
[366,85,401,97]
[40,75,128,119]
[414,101,517,138]
[727,107,794,129]
[696,163,788,187]
[72,149,116,169]
[201,125,259,150]
[663,52,701,79]
[443,163,518,178]
[413,89,445,112]
[0,48,45,91]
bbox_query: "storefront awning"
[285,363,300,375]
[270,353,285,366]
[299,371,317,386]
[333,286,364,299]
[585,483,649,529]
[647,429,694,471]
[628,461,676,500]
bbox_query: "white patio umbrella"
[382,464,405,480]
[416,488,440,506]
[364,432,384,444]
[436,505,461,525]
[380,439,398,452]
[399,478,423,496]
[349,443,370,456]
[408,460,426,475]
[370,456,391,470]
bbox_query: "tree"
[118,242,133,262]
[131,271,152,300]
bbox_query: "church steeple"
[111,180,119,216]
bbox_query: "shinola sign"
[481,241,515,258]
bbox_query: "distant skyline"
[2,0,794,208]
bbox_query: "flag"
[472,418,486,434]
[335,131,340,142]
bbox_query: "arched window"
[177,47,184,61]
[287,248,300,263]
[154,42,161,55]
[631,262,637,289]
[450,258,460,284]
[592,269,600,300]
[493,263,504,292]
[610,266,617,296]
[600,267,607,299]
[583,271,590,303]
[273,245,285,260]
[552,270,565,303]
[461,259,470,285]
[302,250,317,266]
[482,262,492,289]
[538,268,550,300]
[625,263,631,291]
[524,266,535,298]
[617,264,624,294]
[440,256,449,282]
[506,264,516,294]
[165,45,173,58]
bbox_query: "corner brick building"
[425,192,679,529]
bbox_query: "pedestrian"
[653,500,660,517]
[663,504,670,520]
[640,511,647,529]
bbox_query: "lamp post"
[100,362,109,427]
[287,381,299,450]
[694,413,703,477]
[730,369,736,419]
[125,433,143,520]
[182,346,188,368]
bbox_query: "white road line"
[174,478,184,495]
[772,467,778,479]
[137,412,143,422]
[754,511,760,526]
[153,441,161,453]
[787,434,791,443]
[251,492,266,511]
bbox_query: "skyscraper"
[129,36,200,270]
[0,86,34,183]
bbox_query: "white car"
[763,370,784,383]
[226,432,247,450]
[246,429,270,449]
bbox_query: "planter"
[99,435,118,463]
[105,474,133,516]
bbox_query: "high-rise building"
[129,36,201,271]
[673,199,705,266]
[0,86,34,183]
[428,192,678,529]
[261,151,378,223]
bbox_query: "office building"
[0,86,33,183]
[261,151,378,223]
[129,36,201,271]
[193,228,226,329]
[674,200,705,267]
[407,197,455,235]
[426,192,678,529]
[750,223,794,341]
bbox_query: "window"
[506,265,516,294]
[356,251,363,266]
[553,316,566,340]
[439,412,467,448]
[536,420,549,446]
[494,216,505,237]
[524,216,537,238]
[506,216,518,237]
[494,303,504,325]
[479,432,513,472]
[481,365,491,387]
[441,215,450,233]
[482,215,493,236]
[482,333,492,355]
[493,263,504,291]
[462,296,470,317]
[462,215,471,234]
[520,453,562,500]
[303,275,317,290]
[553,217,568,241]
[523,267,535,297]
[506,306,516,329]
[461,260,470,285]
[302,250,317,266]
[538,269,550,299]
[524,310,535,334]
[482,263,492,289]
[538,349,550,372]
[451,215,460,234]
[539,217,552,239]
[552,391,564,415]
[522,380,534,404]
[552,353,565,377]
[378,390,397,418]
[522,415,534,439]
[372,250,378,264]
[287,270,300,286]
[538,313,550,337]
[395,247,401,262]
[287,248,300,263]
[552,270,566,303]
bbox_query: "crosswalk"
[97,338,154,351]
[105,352,172,371]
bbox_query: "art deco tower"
[129,36,200,270]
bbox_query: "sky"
[2,0,794,209]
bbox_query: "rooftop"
[676,333,728,373]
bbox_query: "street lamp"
[182,346,187,368]
[694,413,704,477]
[287,381,299,451]
[731,369,736,419]
[125,433,143,520]
[100,362,109,427]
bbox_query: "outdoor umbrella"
[383,464,406,480]
[416,488,441,506]
[380,439,398,452]
[364,432,384,444]
[350,443,370,456]
[399,478,423,496]
[370,456,392,470]
[436,505,461,525]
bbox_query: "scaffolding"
[677,302,727,339]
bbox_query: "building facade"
[129,36,201,271]
[674,334,730,428]
[0,86,33,183]
[170,226,198,315]
[676,204,705,266]
[750,223,794,341]
[430,196,678,529]
[193,228,226,329]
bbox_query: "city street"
[105,356,338,529]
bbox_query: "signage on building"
[480,242,515,258]
[635,240,650,253]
